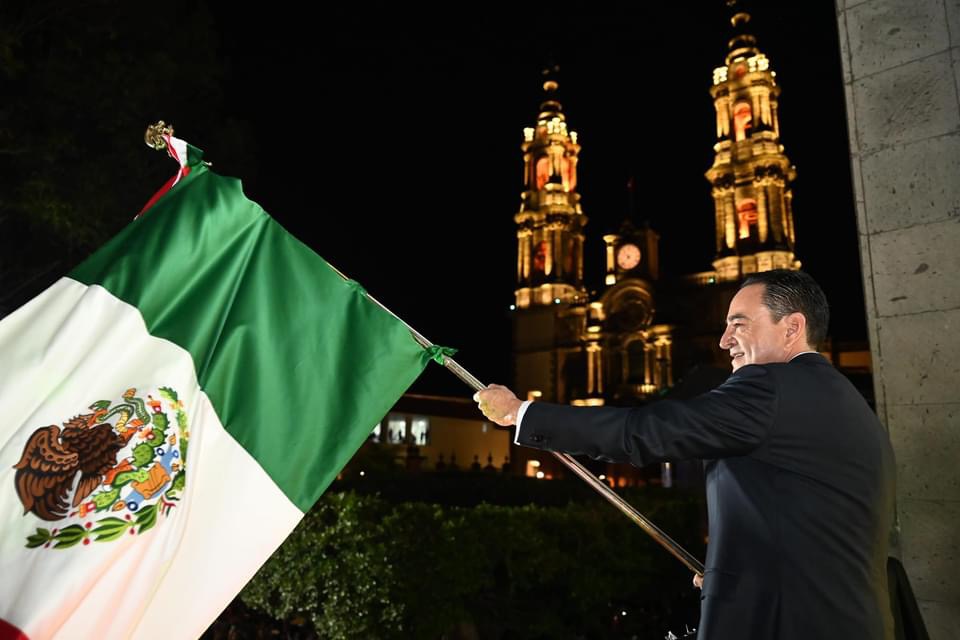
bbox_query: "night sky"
[13,1,862,397]
[207,1,861,396]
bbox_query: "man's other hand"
[692,573,703,589]
[474,384,523,426]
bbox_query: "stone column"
[756,181,770,243]
[713,190,726,253]
[837,1,960,636]
[724,190,737,249]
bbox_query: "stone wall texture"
[836,1,960,636]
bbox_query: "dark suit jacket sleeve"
[515,364,779,466]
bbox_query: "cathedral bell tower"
[599,217,674,402]
[511,70,590,405]
[706,0,801,281]
[514,71,587,308]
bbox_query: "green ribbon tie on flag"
[425,345,457,365]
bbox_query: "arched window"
[737,198,758,240]
[733,102,752,142]
[535,156,551,190]
[532,240,549,274]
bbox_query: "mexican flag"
[0,138,436,639]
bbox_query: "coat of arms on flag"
[15,387,189,549]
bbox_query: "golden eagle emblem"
[12,387,190,549]
[15,417,128,521]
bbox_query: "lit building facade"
[512,74,676,411]
[705,6,801,281]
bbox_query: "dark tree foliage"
[0,0,254,312]
[211,492,703,640]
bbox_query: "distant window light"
[387,415,406,444]
[370,423,382,443]
[526,460,542,478]
[410,416,430,445]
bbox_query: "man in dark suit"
[476,270,895,639]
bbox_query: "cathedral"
[511,3,800,408]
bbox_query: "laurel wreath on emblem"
[13,387,190,549]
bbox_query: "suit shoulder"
[714,364,778,400]
[727,363,772,380]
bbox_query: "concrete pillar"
[837,1,960,636]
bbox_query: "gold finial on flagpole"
[144,121,174,150]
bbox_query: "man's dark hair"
[740,270,830,348]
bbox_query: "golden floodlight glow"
[545,117,567,136]
[523,127,534,142]
[525,459,543,478]
[572,398,605,407]
[536,471,545,479]
[713,66,728,84]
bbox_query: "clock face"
[617,244,641,270]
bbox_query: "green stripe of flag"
[70,152,431,512]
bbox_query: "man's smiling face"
[719,284,793,372]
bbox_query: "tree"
[0,0,255,313]
[236,492,703,639]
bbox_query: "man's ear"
[784,312,807,347]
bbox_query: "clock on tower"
[616,243,641,270]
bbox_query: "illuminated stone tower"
[599,217,674,402]
[514,71,587,309]
[706,1,801,281]
[512,71,591,404]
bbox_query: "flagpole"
[333,265,704,577]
